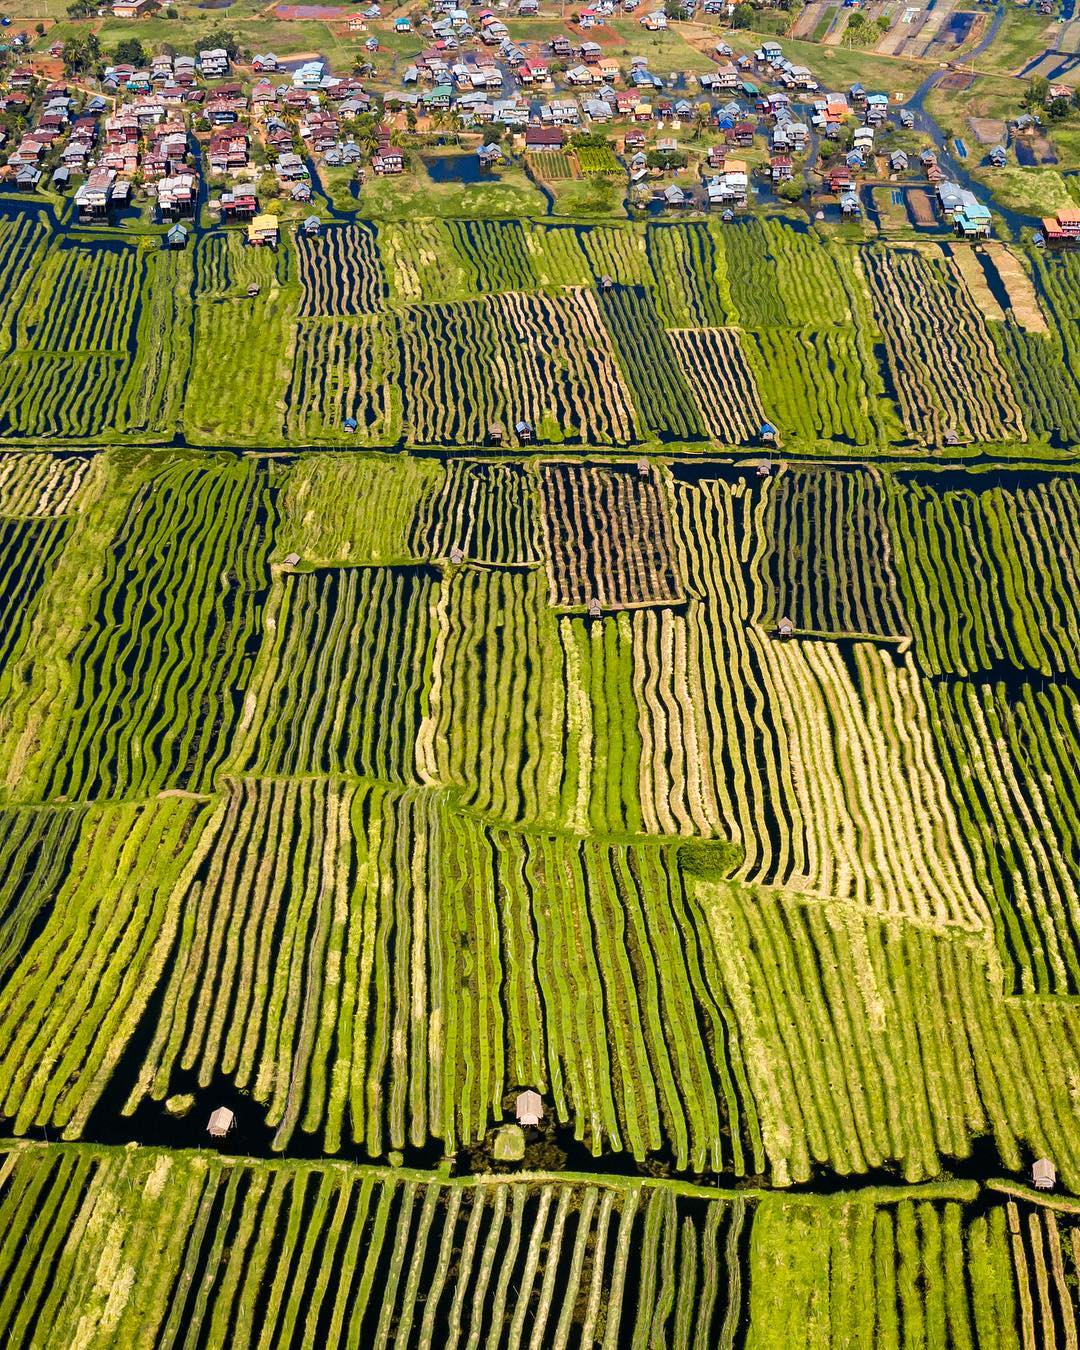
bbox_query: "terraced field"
[1,197,1079,1344]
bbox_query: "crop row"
[862,246,1025,446]
[597,285,704,441]
[538,461,684,609]
[409,459,543,566]
[723,219,854,328]
[124,775,756,1168]
[401,290,637,444]
[705,877,1080,1191]
[754,465,909,636]
[0,1144,755,1350]
[295,221,386,317]
[647,222,731,328]
[285,315,401,445]
[670,326,766,444]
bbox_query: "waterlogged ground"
[0,200,1079,1343]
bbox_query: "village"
[0,1,1076,246]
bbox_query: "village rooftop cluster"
[0,7,1074,244]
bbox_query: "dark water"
[423,152,497,185]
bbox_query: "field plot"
[0,453,96,518]
[2,456,275,802]
[0,1144,751,1350]
[445,219,536,294]
[401,289,637,445]
[929,677,1080,996]
[754,466,909,636]
[285,315,401,444]
[647,222,731,328]
[277,454,442,567]
[748,1189,1021,1349]
[885,473,1080,677]
[576,144,622,175]
[862,246,1025,445]
[233,566,435,782]
[578,223,653,286]
[408,460,543,566]
[598,285,705,441]
[744,325,896,446]
[538,462,684,609]
[295,221,387,316]
[670,327,766,444]
[703,879,1080,1190]
[722,220,855,328]
[527,149,575,180]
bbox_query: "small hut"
[1033,1158,1056,1191]
[515,1090,544,1127]
[247,282,261,298]
[207,1106,235,1138]
[777,617,794,639]
[166,223,188,250]
[943,427,960,447]
[636,458,649,477]
[282,552,301,568]
[759,421,777,444]
[515,420,534,444]
[450,545,464,564]
[587,598,602,619]
[488,422,504,446]
[755,458,771,477]
[343,416,358,433]
[600,274,614,290]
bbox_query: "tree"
[1024,75,1049,109]
[1048,96,1071,120]
[875,13,890,31]
[112,38,148,66]
[63,32,101,74]
[202,27,240,58]
[732,2,754,27]
[778,175,805,201]
[65,0,96,17]
[34,22,45,35]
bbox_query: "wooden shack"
[207,1106,235,1138]
[515,1090,544,1127]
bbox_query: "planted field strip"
[862,246,1025,445]
[186,290,296,444]
[1007,1197,1080,1350]
[579,222,653,286]
[22,458,275,802]
[991,319,1080,445]
[576,143,622,174]
[17,241,140,355]
[0,1146,750,1350]
[196,226,292,298]
[660,476,983,925]
[445,219,536,294]
[0,355,125,442]
[0,798,209,1139]
[538,462,683,609]
[130,775,756,1167]
[278,453,442,566]
[744,325,896,446]
[754,466,909,636]
[527,148,574,180]
[670,327,766,444]
[748,1192,1020,1350]
[928,678,1080,996]
[722,219,854,327]
[0,212,49,342]
[0,805,86,983]
[285,315,400,445]
[0,517,70,680]
[380,219,480,303]
[598,285,704,441]
[521,222,592,287]
[233,565,434,782]
[115,247,194,440]
[885,475,1080,678]
[702,879,1080,1191]
[401,289,637,445]
[417,567,643,831]
[419,566,557,825]
[647,222,731,328]
[408,460,543,566]
[295,221,386,316]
